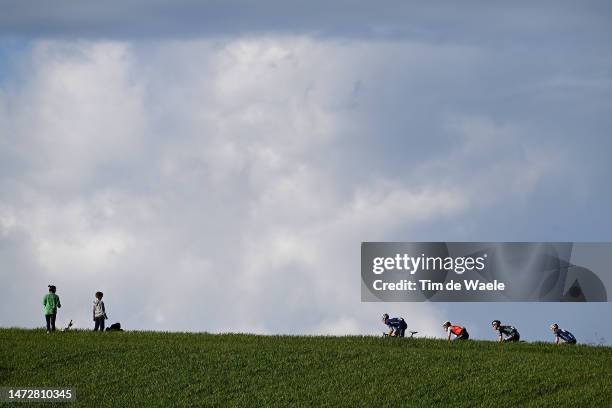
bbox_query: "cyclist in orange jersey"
[442,321,469,341]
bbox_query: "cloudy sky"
[1,1,611,343]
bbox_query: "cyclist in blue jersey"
[550,323,577,344]
[382,313,408,337]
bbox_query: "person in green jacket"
[43,285,61,333]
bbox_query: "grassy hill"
[1,329,611,407]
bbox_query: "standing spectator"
[93,291,107,332]
[93,292,107,332]
[43,285,61,333]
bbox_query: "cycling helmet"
[550,323,558,330]
[382,313,389,321]
[442,321,451,328]
[491,320,501,327]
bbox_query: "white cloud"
[5,41,145,189]
[0,37,560,335]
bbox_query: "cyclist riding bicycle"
[382,313,408,337]
[492,320,520,342]
[442,321,469,341]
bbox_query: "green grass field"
[1,329,611,407]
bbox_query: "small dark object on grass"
[106,322,123,332]
[62,320,73,332]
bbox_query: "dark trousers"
[94,316,105,331]
[455,330,469,340]
[45,313,56,331]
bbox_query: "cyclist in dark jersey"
[442,321,469,341]
[382,313,407,337]
[492,320,520,342]
[550,323,577,344]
